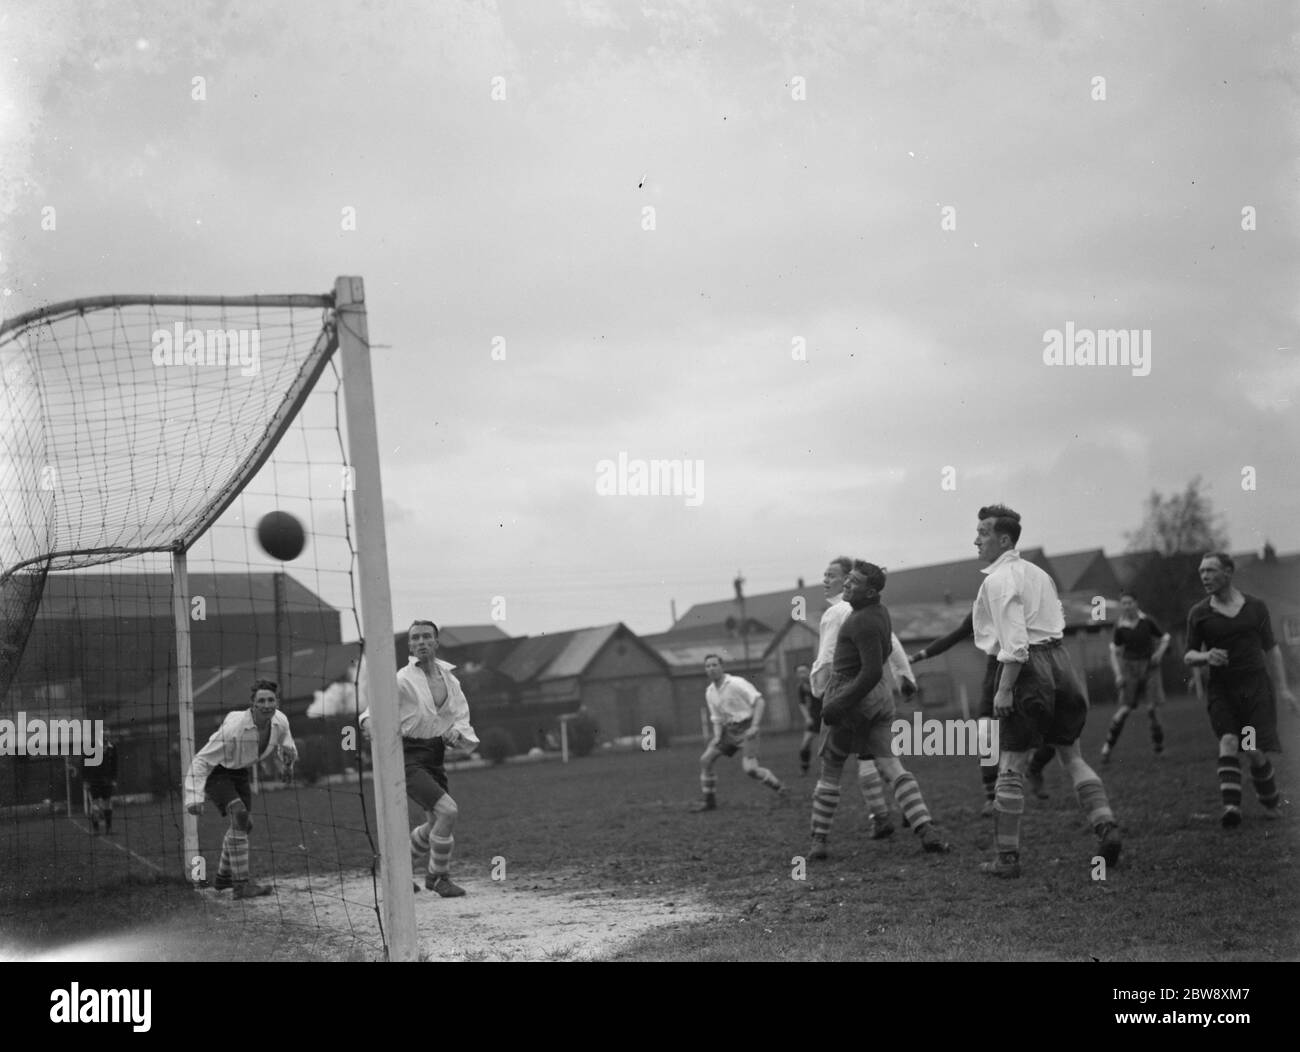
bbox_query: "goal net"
[0,278,414,961]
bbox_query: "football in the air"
[256,511,307,561]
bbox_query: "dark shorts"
[1207,669,1281,752]
[977,653,999,719]
[996,642,1089,754]
[404,739,450,810]
[205,765,252,816]
[715,719,753,758]
[819,674,895,762]
[86,781,115,801]
[805,696,823,733]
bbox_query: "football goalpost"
[0,277,416,961]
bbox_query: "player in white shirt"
[692,654,786,811]
[185,679,298,899]
[971,505,1120,878]
[359,620,480,896]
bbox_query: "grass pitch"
[2,693,1296,961]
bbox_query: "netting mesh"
[0,293,390,960]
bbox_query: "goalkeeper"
[185,679,297,899]
[360,620,480,898]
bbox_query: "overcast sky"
[3,0,1297,639]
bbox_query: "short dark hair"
[851,560,887,592]
[828,555,853,576]
[409,619,439,637]
[1202,551,1235,572]
[704,653,724,665]
[250,679,279,700]
[978,504,1022,546]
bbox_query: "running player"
[1102,591,1170,763]
[185,680,297,898]
[359,619,480,896]
[692,654,786,811]
[971,505,1121,878]
[811,561,950,859]
[1184,552,1297,827]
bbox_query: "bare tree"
[1125,476,1229,555]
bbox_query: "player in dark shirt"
[809,561,949,859]
[83,737,118,833]
[1184,552,1297,828]
[794,663,819,774]
[1102,593,1171,763]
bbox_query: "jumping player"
[811,561,950,859]
[1103,591,1171,763]
[1184,552,1297,827]
[972,505,1121,878]
[185,679,297,899]
[692,654,785,811]
[360,619,479,896]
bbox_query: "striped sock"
[217,838,232,880]
[225,830,250,881]
[1105,707,1131,750]
[1219,755,1242,808]
[1073,777,1114,828]
[1149,711,1164,753]
[429,834,454,876]
[811,780,841,839]
[994,770,1024,853]
[891,771,932,830]
[858,760,889,817]
[980,762,998,801]
[410,824,432,864]
[1250,758,1279,809]
[700,771,717,802]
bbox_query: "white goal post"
[0,276,416,961]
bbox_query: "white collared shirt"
[359,657,479,745]
[811,594,913,695]
[973,549,1065,663]
[810,595,851,696]
[705,673,760,726]
[185,709,297,808]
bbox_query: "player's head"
[976,504,1022,563]
[1119,590,1139,617]
[250,679,279,727]
[408,620,439,662]
[703,653,725,683]
[1198,552,1234,595]
[823,555,853,597]
[844,560,886,604]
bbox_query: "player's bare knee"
[741,756,759,776]
[1000,750,1031,775]
[229,801,251,832]
[875,756,903,783]
[435,795,458,821]
[1220,733,1239,754]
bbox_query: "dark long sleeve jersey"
[830,598,892,710]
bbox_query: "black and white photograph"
[0,0,1296,1003]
